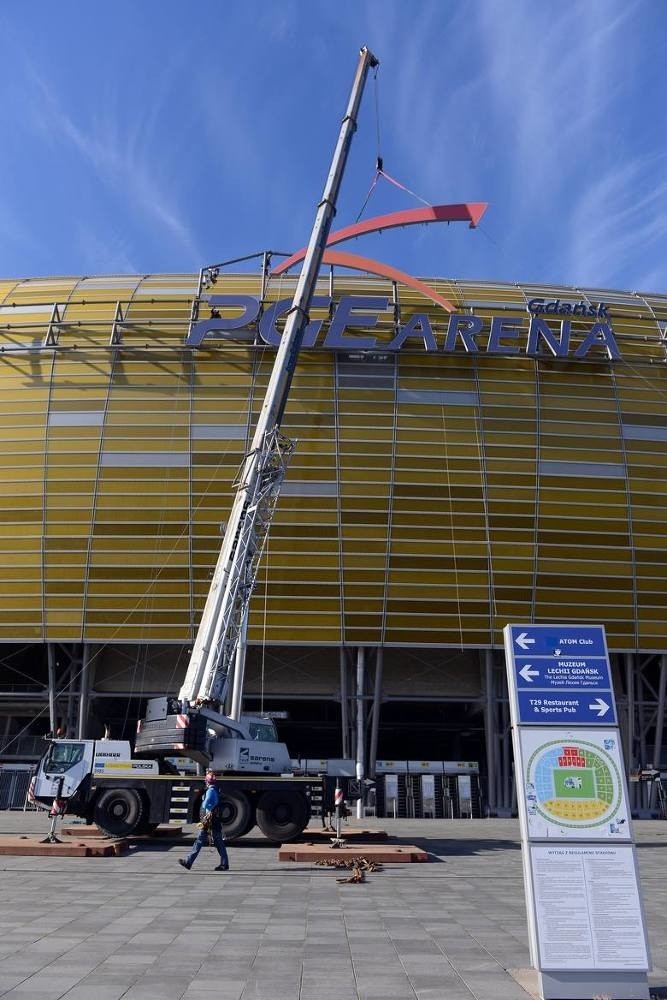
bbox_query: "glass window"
[43,742,85,773]
[245,720,278,742]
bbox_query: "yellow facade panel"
[338,428,394,444]
[634,533,667,550]
[0,626,43,642]
[85,626,190,642]
[626,450,667,468]
[0,608,42,624]
[341,556,386,572]
[0,272,664,648]
[339,475,390,493]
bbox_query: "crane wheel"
[93,788,147,837]
[255,790,310,842]
[219,790,255,841]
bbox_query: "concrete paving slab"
[0,812,665,999]
[277,842,427,862]
[299,826,388,840]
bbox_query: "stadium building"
[0,265,666,817]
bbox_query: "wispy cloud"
[472,1,641,201]
[362,0,658,287]
[75,222,139,276]
[566,153,667,290]
[0,1,663,292]
[0,201,43,264]
[15,45,203,267]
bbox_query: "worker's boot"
[214,863,229,871]
[178,859,192,870]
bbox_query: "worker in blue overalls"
[179,769,230,871]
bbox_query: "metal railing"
[0,736,45,758]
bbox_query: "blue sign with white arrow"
[505,624,617,725]
[517,690,616,725]
[514,656,611,691]
[510,624,607,658]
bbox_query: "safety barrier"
[0,766,36,810]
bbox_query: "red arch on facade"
[272,202,487,274]
[314,249,459,312]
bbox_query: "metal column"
[66,660,78,738]
[650,654,667,811]
[494,666,504,812]
[77,644,93,740]
[229,608,248,721]
[637,664,648,813]
[368,647,383,779]
[355,646,365,820]
[484,650,497,816]
[625,652,636,810]
[47,643,57,733]
[501,698,511,814]
[339,646,349,759]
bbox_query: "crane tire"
[255,790,310,842]
[219,790,255,841]
[93,788,147,837]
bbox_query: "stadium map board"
[503,624,650,1000]
[518,728,630,841]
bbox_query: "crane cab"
[31,739,96,807]
[31,738,159,811]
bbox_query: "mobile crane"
[29,47,379,843]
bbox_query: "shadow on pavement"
[386,834,522,859]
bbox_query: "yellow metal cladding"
[0,272,666,651]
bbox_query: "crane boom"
[178,46,379,719]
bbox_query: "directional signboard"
[504,624,651,999]
[515,657,611,690]
[517,690,615,726]
[512,625,607,657]
[506,623,616,726]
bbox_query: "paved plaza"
[0,813,665,1000]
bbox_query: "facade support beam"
[501,697,511,814]
[229,609,248,720]
[66,664,76,737]
[494,667,504,813]
[484,650,496,816]
[47,643,57,733]
[355,646,365,819]
[650,654,667,811]
[368,646,383,779]
[77,644,93,739]
[625,653,636,810]
[637,664,648,812]
[339,646,349,759]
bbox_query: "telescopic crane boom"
[176,46,379,721]
[176,45,378,720]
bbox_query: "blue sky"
[1,1,666,293]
